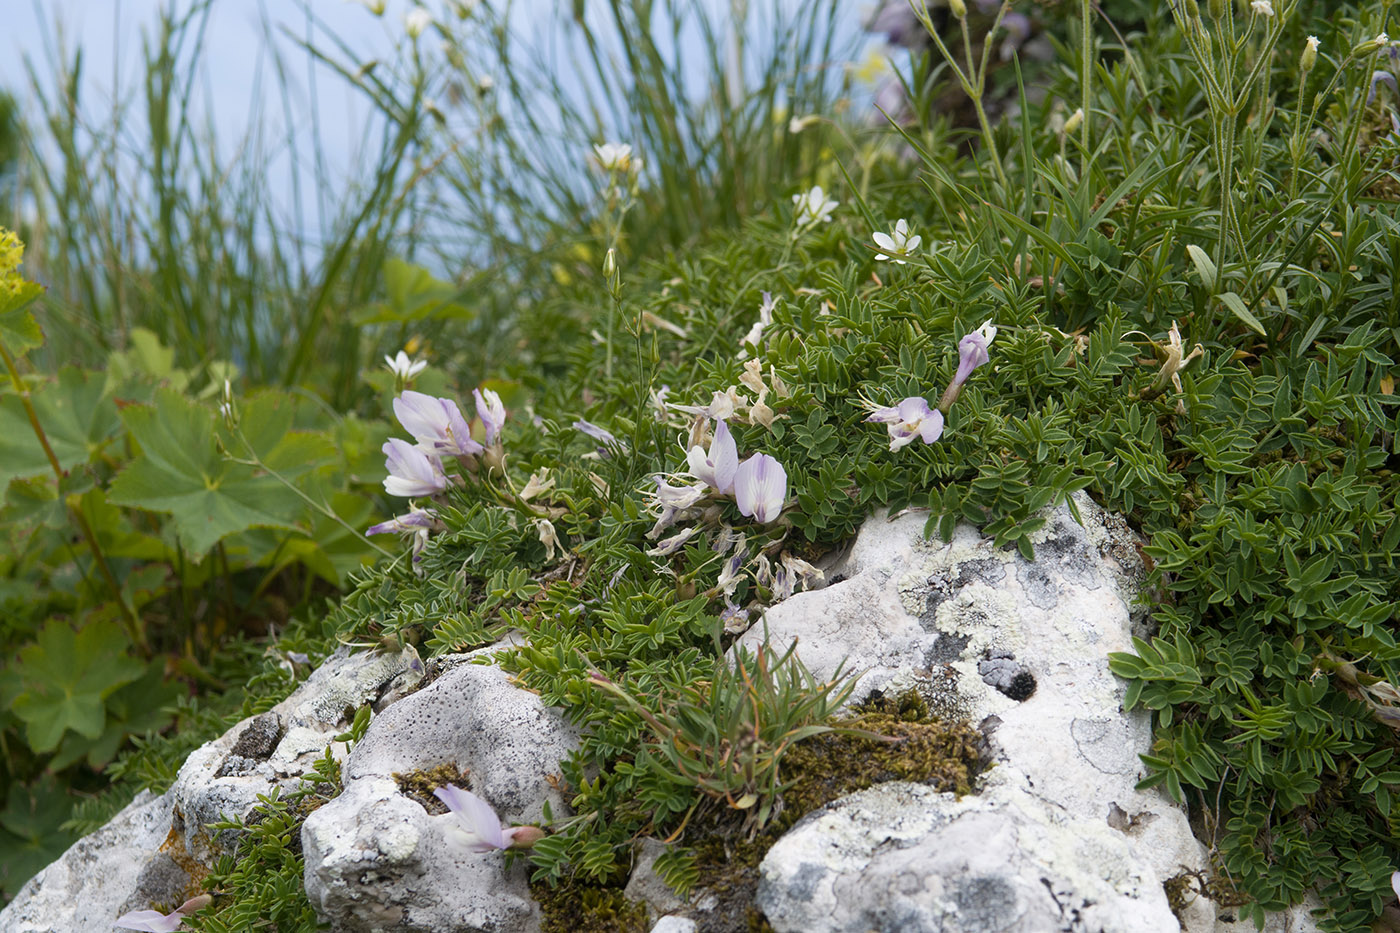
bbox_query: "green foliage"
[188,747,343,933]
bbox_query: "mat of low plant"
[4,1,1400,932]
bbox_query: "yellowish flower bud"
[1301,35,1319,73]
[948,0,967,17]
[1063,108,1085,138]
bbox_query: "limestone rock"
[745,493,1218,933]
[300,777,540,933]
[0,645,423,933]
[0,791,186,933]
[301,654,582,932]
[169,645,424,864]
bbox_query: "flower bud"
[507,826,547,849]
[1301,35,1319,73]
[1063,108,1084,138]
[948,0,967,17]
[1355,33,1390,57]
[1207,0,1225,18]
[603,247,617,278]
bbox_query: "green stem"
[1081,0,1093,173]
[0,341,144,649]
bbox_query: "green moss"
[532,876,649,933]
[392,763,469,814]
[678,689,987,932]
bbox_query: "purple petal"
[920,410,945,443]
[864,404,902,424]
[382,439,447,497]
[952,333,990,388]
[474,389,506,445]
[114,910,184,933]
[896,396,933,423]
[1369,70,1399,105]
[710,421,739,495]
[734,453,787,523]
[573,419,617,445]
[434,785,508,851]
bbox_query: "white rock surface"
[300,656,582,932]
[746,494,1220,933]
[0,645,423,933]
[0,791,184,933]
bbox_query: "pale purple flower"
[646,475,706,538]
[734,453,787,523]
[720,600,750,634]
[647,525,701,556]
[717,546,746,596]
[1369,70,1398,105]
[382,438,449,497]
[115,895,211,932]
[687,420,739,495]
[394,391,482,457]
[474,388,506,445]
[952,320,997,390]
[366,506,438,537]
[866,397,945,451]
[573,419,618,446]
[434,785,527,852]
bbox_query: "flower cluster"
[369,388,507,560]
[644,414,789,555]
[862,320,997,452]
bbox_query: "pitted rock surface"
[300,646,580,932]
[740,493,1222,933]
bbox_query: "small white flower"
[788,115,820,134]
[404,7,432,38]
[536,519,561,561]
[792,185,838,227]
[1250,0,1273,16]
[872,219,922,264]
[385,350,428,381]
[1305,36,1320,52]
[592,142,634,173]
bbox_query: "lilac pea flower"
[647,525,701,556]
[866,397,944,451]
[687,420,739,495]
[434,785,528,852]
[573,419,618,446]
[717,546,746,596]
[366,506,438,537]
[647,476,707,539]
[394,391,482,457]
[115,895,212,932]
[474,388,506,445]
[951,323,996,390]
[734,453,787,524]
[382,438,449,497]
[1369,70,1399,105]
[720,600,750,634]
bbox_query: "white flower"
[792,186,838,227]
[1249,0,1273,15]
[385,350,428,381]
[788,115,820,134]
[738,292,776,357]
[536,519,561,561]
[1305,36,1320,52]
[592,142,634,173]
[405,7,432,38]
[873,219,922,264]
